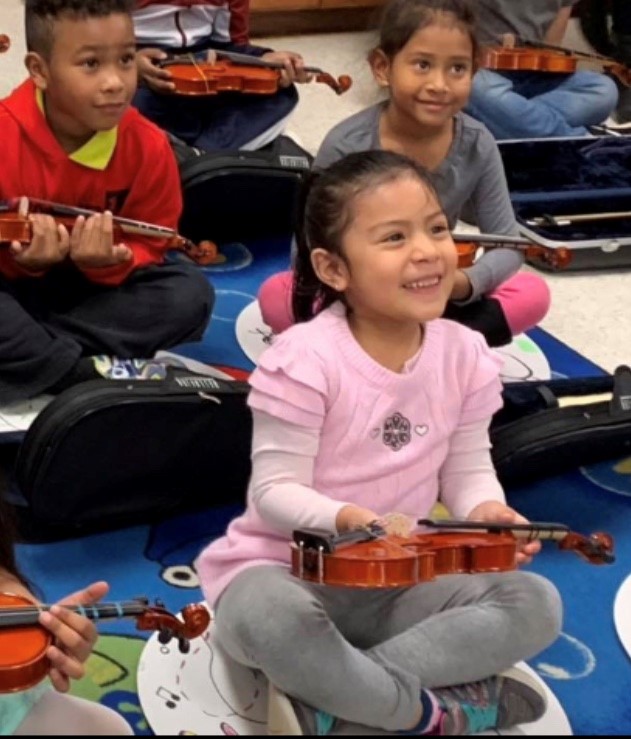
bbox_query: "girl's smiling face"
[372,12,474,132]
[318,174,457,328]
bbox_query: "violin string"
[187,52,211,95]
[9,197,183,243]
[0,601,148,626]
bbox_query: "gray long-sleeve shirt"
[473,0,579,46]
[313,104,522,302]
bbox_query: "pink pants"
[257,270,551,338]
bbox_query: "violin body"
[291,519,614,589]
[160,55,352,96]
[0,595,211,694]
[163,59,280,96]
[480,40,631,87]
[455,241,572,270]
[291,529,517,588]
[0,594,51,694]
[481,46,577,74]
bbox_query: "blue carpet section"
[171,237,291,372]
[14,242,631,735]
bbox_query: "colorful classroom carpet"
[14,237,631,736]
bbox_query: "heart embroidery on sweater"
[415,425,429,436]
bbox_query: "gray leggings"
[214,565,562,733]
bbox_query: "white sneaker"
[267,683,304,736]
[0,394,54,435]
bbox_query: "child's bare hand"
[450,269,473,301]
[467,500,542,566]
[261,51,312,86]
[39,580,110,693]
[137,47,176,93]
[336,504,381,533]
[69,212,132,269]
[10,214,70,271]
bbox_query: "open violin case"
[498,135,631,271]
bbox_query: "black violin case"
[490,365,631,488]
[498,135,631,271]
[2,374,252,541]
[170,133,313,246]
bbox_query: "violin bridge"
[18,196,29,218]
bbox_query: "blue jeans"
[466,69,619,139]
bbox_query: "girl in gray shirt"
[258,0,551,347]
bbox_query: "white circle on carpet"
[235,300,551,383]
[138,605,268,736]
[235,299,275,365]
[614,573,631,661]
[137,604,571,735]
[495,334,551,383]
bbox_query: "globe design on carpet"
[580,456,631,497]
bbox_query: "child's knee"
[515,571,563,648]
[492,271,551,333]
[169,266,214,334]
[258,271,294,334]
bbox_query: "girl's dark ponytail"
[0,494,29,589]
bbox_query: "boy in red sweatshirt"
[0,0,214,405]
[132,0,310,150]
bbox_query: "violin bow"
[526,211,631,227]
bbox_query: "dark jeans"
[0,261,213,403]
[612,0,631,34]
[133,83,299,151]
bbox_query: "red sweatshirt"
[0,79,182,286]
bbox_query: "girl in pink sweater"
[195,150,562,735]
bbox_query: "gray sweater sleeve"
[456,126,523,303]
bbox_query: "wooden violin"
[160,51,352,96]
[291,519,614,589]
[453,232,572,270]
[0,197,218,266]
[480,35,631,87]
[0,594,210,694]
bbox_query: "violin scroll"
[314,72,353,95]
[558,532,615,565]
[135,601,210,653]
[525,245,572,270]
[0,35,10,54]
[604,62,631,88]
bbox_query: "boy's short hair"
[25,0,134,58]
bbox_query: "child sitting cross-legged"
[195,150,563,736]
[0,0,214,406]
